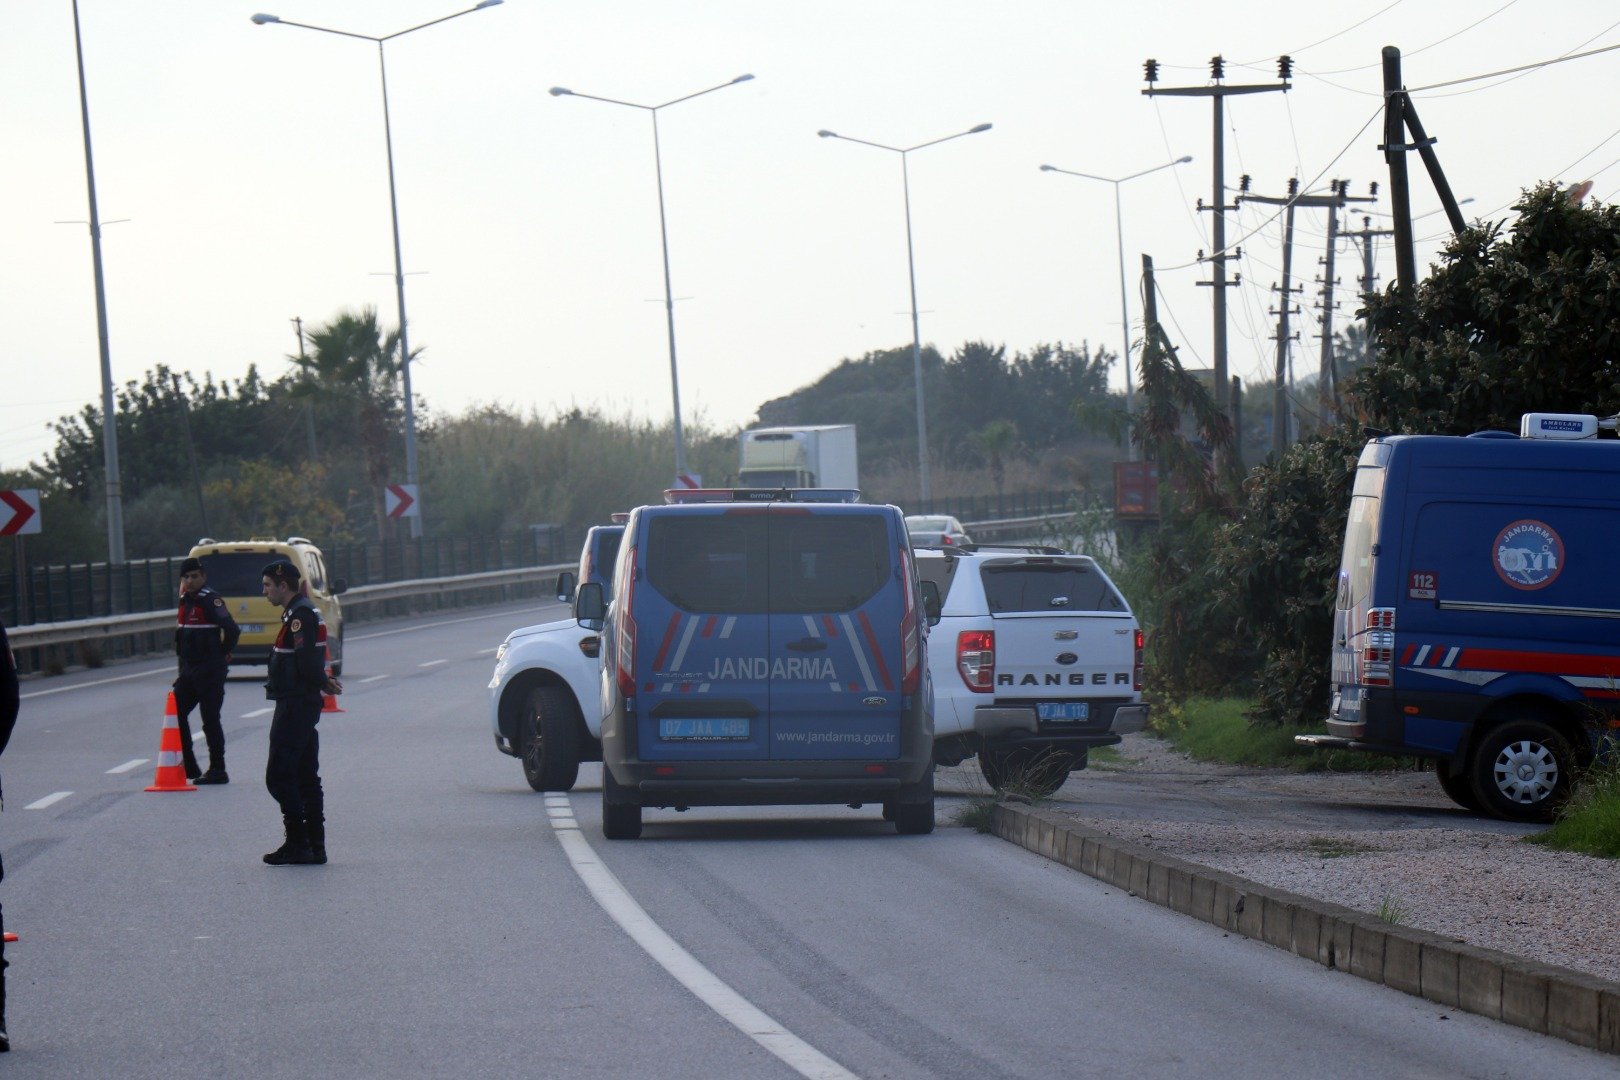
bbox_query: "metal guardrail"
[7,563,572,652]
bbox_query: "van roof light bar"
[663,488,862,504]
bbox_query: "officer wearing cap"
[174,557,239,784]
[260,559,339,866]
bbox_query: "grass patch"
[1526,760,1620,858]
[1086,745,1130,771]
[1303,836,1376,859]
[1154,697,1410,772]
[955,798,998,834]
[1375,896,1409,924]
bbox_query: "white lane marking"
[25,792,73,810]
[550,812,859,1080]
[360,675,390,684]
[107,758,149,775]
[21,668,166,700]
[191,731,205,742]
[478,647,498,655]
[418,659,447,669]
[242,707,274,718]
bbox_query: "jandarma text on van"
[775,731,898,746]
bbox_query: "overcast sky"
[3,1,1616,475]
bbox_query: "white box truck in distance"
[738,425,858,489]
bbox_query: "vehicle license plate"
[659,717,750,741]
[241,624,265,634]
[1037,702,1089,722]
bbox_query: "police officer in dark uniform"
[174,557,240,784]
[0,617,18,1051]
[260,560,338,866]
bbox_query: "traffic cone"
[3,932,15,942]
[321,643,345,714]
[145,692,197,792]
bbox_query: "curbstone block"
[1167,864,1195,917]
[1261,895,1295,952]
[1420,940,1461,1007]
[1236,889,1265,941]
[1502,963,1554,1036]
[1600,987,1620,1054]
[1350,920,1387,982]
[1457,946,1505,1021]
[1128,852,1151,897]
[1189,873,1217,924]
[1147,860,1170,906]
[1212,880,1245,933]
[1289,904,1322,964]
[1382,931,1424,997]
[1319,913,1356,972]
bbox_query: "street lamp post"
[819,124,992,504]
[549,75,755,486]
[1039,155,1191,457]
[69,0,125,564]
[251,1,504,539]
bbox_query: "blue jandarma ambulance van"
[1299,412,1620,822]
[575,488,935,839]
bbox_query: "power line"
[1239,0,1408,64]
[1408,37,1620,93]
[1421,19,1620,99]
[1312,0,1523,75]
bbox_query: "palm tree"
[968,419,1019,497]
[290,308,407,537]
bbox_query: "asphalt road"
[0,600,1610,1077]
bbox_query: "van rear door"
[1332,461,1387,722]
[636,510,771,761]
[767,508,904,760]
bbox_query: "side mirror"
[556,570,577,604]
[919,579,942,626]
[332,578,348,596]
[575,581,606,631]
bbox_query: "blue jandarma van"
[576,488,935,839]
[1299,412,1620,822]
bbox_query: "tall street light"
[1040,155,1191,458]
[69,0,125,564]
[549,74,755,486]
[250,1,505,539]
[819,123,992,503]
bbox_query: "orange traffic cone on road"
[145,692,197,792]
[3,932,16,942]
[320,644,345,714]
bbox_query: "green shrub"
[1528,760,1620,858]
[1157,698,1408,772]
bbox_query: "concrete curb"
[991,802,1620,1055]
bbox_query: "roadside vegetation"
[1152,698,1409,772]
[1528,759,1620,859]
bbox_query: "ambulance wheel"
[979,746,1074,799]
[892,768,935,835]
[1434,759,1480,812]
[1468,719,1576,823]
[601,765,642,840]
[520,685,581,793]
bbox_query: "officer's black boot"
[196,755,229,785]
[305,816,327,865]
[263,816,316,866]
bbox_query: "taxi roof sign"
[662,487,862,505]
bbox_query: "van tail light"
[1361,607,1396,686]
[1133,628,1144,691]
[957,630,995,693]
[899,545,922,694]
[615,547,637,698]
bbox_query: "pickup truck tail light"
[957,630,995,693]
[1133,628,1144,691]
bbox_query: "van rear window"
[197,553,273,596]
[645,513,890,614]
[981,562,1125,613]
[1337,495,1380,610]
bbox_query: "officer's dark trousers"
[1,847,8,1026]
[265,696,323,826]
[174,663,227,773]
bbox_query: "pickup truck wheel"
[892,768,935,835]
[520,685,582,793]
[601,764,642,840]
[979,747,1074,799]
[1467,719,1575,823]
[1434,759,1480,812]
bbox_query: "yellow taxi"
[186,537,347,675]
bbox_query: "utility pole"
[1239,178,1371,453]
[171,372,209,535]
[1143,54,1291,433]
[292,316,317,460]
[1314,181,1377,417]
[1348,215,1396,299]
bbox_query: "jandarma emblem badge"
[1493,519,1564,591]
